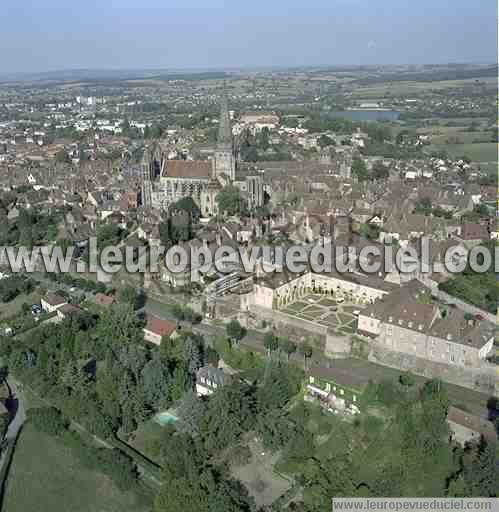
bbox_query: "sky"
[1,0,497,74]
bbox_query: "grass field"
[0,291,41,321]
[428,142,497,162]
[2,424,150,512]
[351,77,497,99]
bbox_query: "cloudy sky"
[1,0,496,73]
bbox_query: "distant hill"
[0,68,229,85]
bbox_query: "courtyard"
[281,293,364,333]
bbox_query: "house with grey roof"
[195,365,226,396]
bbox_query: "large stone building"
[243,266,396,312]
[357,282,495,369]
[141,94,263,215]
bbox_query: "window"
[309,376,315,384]
[340,389,344,396]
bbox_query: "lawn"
[129,418,165,464]
[2,424,150,512]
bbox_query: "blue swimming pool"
[154,411,178,426]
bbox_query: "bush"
[62,431,138,490]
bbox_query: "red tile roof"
[144,315,177,337]
[43,294,67,306]
[95,293,114,306]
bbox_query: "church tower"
[214,86,235,181]
[140,148,153,208]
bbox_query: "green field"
[429,142,497,162]
[2,424,149,512]
[351,77,497,99]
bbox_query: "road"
[0,380,27,503]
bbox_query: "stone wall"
[368,341,498,396]
[325,333,353,357]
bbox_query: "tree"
[280,339,297,361]
[184,337,203,376]
[464,438,499,497]
[176,390,206,438]
[317,134,335,148]
[298,342,313,369]
[351,157,368,182]
[172,196,201,223]
[169,367,191,402]
[263,333,279,357]
[257,127,270,151]
[116,286,144,310]
[226,320,246,344]
[216,186,244,216]
[414,197,433,215]
[141,353,170,409]
[371,160,389,180]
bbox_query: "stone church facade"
[141,94,263,216]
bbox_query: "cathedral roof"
[161,160,211,179]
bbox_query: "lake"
[326,110,401,122]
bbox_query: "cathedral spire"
[214,82,235,181]
[217,82,232,148]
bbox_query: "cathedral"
[141,93,263,217]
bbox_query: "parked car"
[31,304,42,316]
